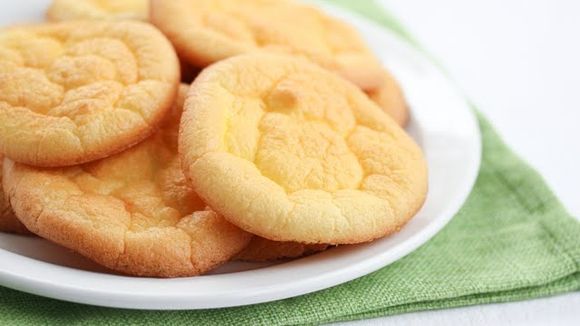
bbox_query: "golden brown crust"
[150,0,384,90]
[236,237,329,262]
[179,54,428,245]
[4,85,252,277]
[0,21,180,167]
[367,69,410,127]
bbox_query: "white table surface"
[340,0,580,325]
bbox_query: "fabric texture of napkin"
[0,1,578,325]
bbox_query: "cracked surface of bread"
[179,54,428,244]
[367,69,409,127]
[0,21,179,167]
[47,0,148,21]
[4,85,251,277]
[0,156,29,234]
[150,0,383,90]
[237,236,329,262]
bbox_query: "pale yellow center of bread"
[180,55,428,244]
[66,133,203,232]
[33,86,203,231]
[253,76,364,193]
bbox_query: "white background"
[341,0,580,325]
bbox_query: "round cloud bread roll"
[3,86,252,278]
[150,0,384,90]
[0,21,179,167]
[179,54,428,245]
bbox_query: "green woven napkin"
[1,1,579,325]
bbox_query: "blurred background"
[379,0,580,216]
[343,0,580,325]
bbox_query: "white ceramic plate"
[0,0,481,310]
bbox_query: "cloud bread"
[150,0,384,90]
[47,0,148,21]
[179,54,428,245]
[3,85,252,277]
[0,21,179,167]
